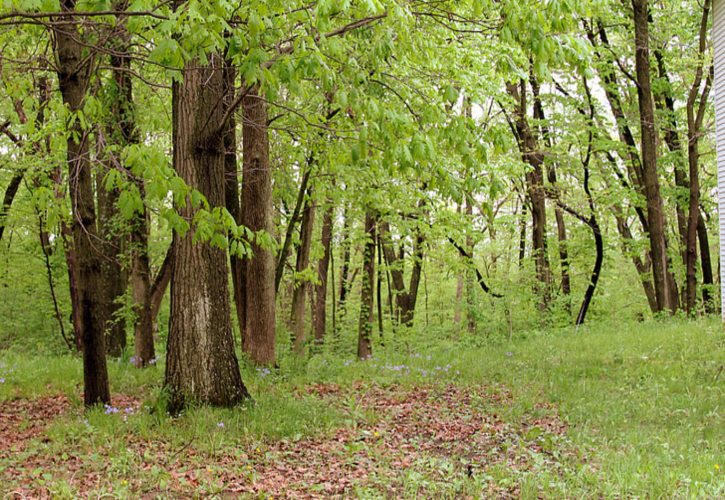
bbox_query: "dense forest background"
[0,0,720,405]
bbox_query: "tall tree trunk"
[684,0,712,314]
[357,212,375,359]
[290,195,316,353]
[55,0,110,406]
[241,86,276,365]
[632,0,676,313]
[465,195,476,333]
[165,53,248,411]
[531,76,570,303]
[223,62,245,338]
[507,81,551,308]
[313,201,334,344]
[105,12,155,366]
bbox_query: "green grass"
[0,318,723,497]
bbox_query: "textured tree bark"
[165,53,249,411]
[313,202,334,344]
[290,195,316,353]
[632,0,676,313]
[55,0,110,406]
[357,212,375,359]
[241,87,276,365]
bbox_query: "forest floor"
[0,319,722,498]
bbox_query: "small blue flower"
[0,378,5,384]
[104,404,120,415]
[217,422,225,428]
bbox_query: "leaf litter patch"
[0,384,583,497]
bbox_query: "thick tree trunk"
[632,0,676,313]
[55,0,110,406]
[241,87,276,365]
[357,212,375,359]
[165,53,248,411]
[313,202,334,344]
[290,195,316,353]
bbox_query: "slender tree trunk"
[698,212,715,312]
[313,201,334,344]
[276,166,312,294]
[241,86,276,365]
[613,208,658,312]
[376,232,384,340]
[632,0,676,313]
[105,23,155,366]
[465,196,476,333]
[96,146,126,357]
[291,195,316,353]
[507,81,551,308]
[357,212,375,359]
[149,245,173,328]
[55,0,110,406]
[338,207,352,310]
[518,199,527,268]
[684,0,712,314]
[165,53,248,411]
[223,62,245,338]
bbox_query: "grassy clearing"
[0,319,723,497]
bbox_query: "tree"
[165,50,249,411]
